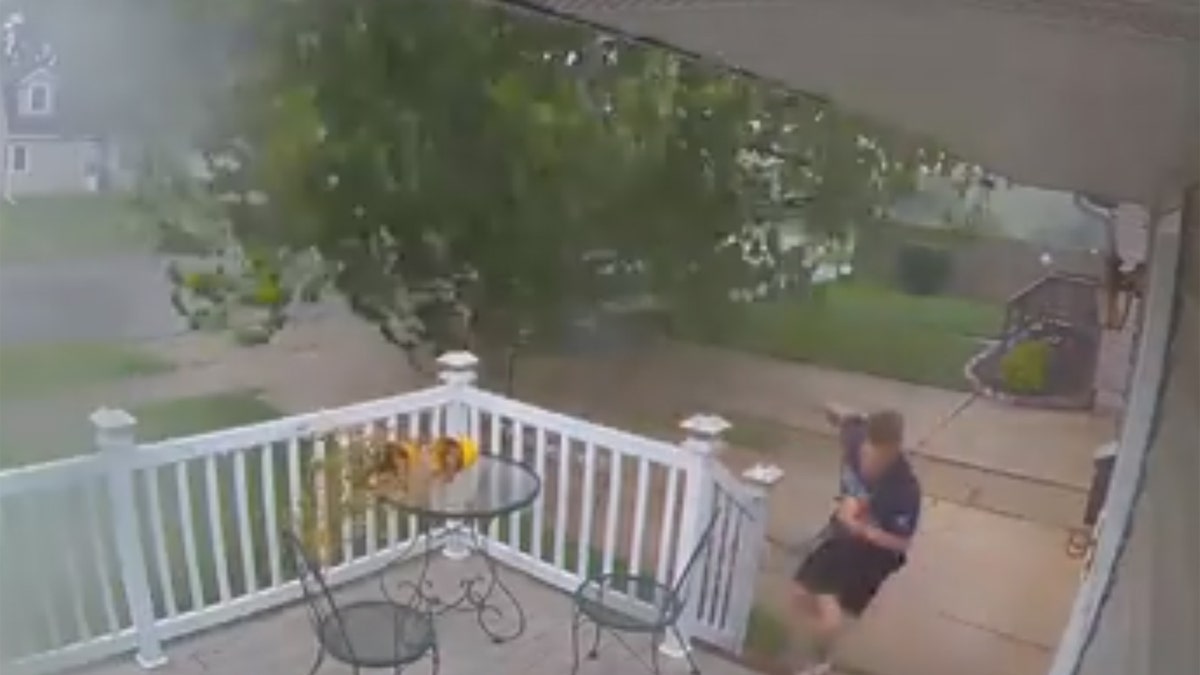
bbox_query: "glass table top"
[378,453,541,520]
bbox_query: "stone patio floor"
[75,556,766,675]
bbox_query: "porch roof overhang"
[509,0,1199,206]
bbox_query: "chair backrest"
[282,530,357,658]
[662,507,723,621]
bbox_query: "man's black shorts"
[793,535,905,616]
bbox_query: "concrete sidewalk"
[509,340,1099,675]
[512,341,1117,490]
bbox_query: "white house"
[1,59,121,200]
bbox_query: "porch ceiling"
[511,0,1199,206]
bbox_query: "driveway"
[0,256,184,345]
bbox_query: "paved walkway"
[512,341,1117,490]
[505,340,1108,675]
[717,441,1081,675]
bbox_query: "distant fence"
[855,222,1104,303]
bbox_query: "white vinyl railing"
[0,352,779,674]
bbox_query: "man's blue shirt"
[838,417,922,539]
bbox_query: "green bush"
[1000,339,1052,394]
[896,244,952,296]
[744,604,791,658]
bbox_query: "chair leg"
[588,622,602,659]
[650,632,662,675]
[570,608,583,675]
[670,624,702,675]
[306,647,325,675]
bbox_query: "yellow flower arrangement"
[292,430,480,564]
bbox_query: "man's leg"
[792,581,819,620]
[802,593,847,671]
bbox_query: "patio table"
[380,453,541,644]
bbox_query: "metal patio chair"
[569,509,722,675]
[283,532,439,675]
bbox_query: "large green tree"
[153,0,948,375]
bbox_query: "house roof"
[1,63,102,138]
[506,0,1199,205]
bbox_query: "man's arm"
[835,497,914,553]
[857,524,912,553]
[823,402,862,429]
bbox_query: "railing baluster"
[601,449,623,575]
[531,427,547,562]
[287,437,301,546]
[361,424,378,556]
[262,443,282,588]
[431,405,443,437]
[488,413,502,540]
[704,495,733,625]
[313,435,329,562]
[655,465,680,584]
[58,521,91,639]
[85,481,120,630]
[577,442,597,578]
[174,462,204,611]
[629,457,650,576]
[469,404,481,443]
[385,416,400,547]
[205,455,232,602]
[44,491,90,639]
[553,434,571,570]
[717,506,741,628]
[20,496,64,648]
[509,421,524,550]
[143,468,178,617]
[405,413,419,539]
[338,432,353,564]
[234,451,257,594]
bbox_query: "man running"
[792,406,922,675]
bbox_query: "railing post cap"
[680,414,731,438]
[436,351,480,371]
[437,351,479,386]
[90,407,137,431]
[742,462,784,488]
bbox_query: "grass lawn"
[0,195,158,263]
[675,283,1004,391]
[132,391,283,442]
[0,390,281,468]
[0,342,173,399]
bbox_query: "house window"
[24,83,52,115]
[8,145,29,173]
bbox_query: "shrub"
[744,604,791,659]
[896,244,952,296]
[1000,339,1052,394]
